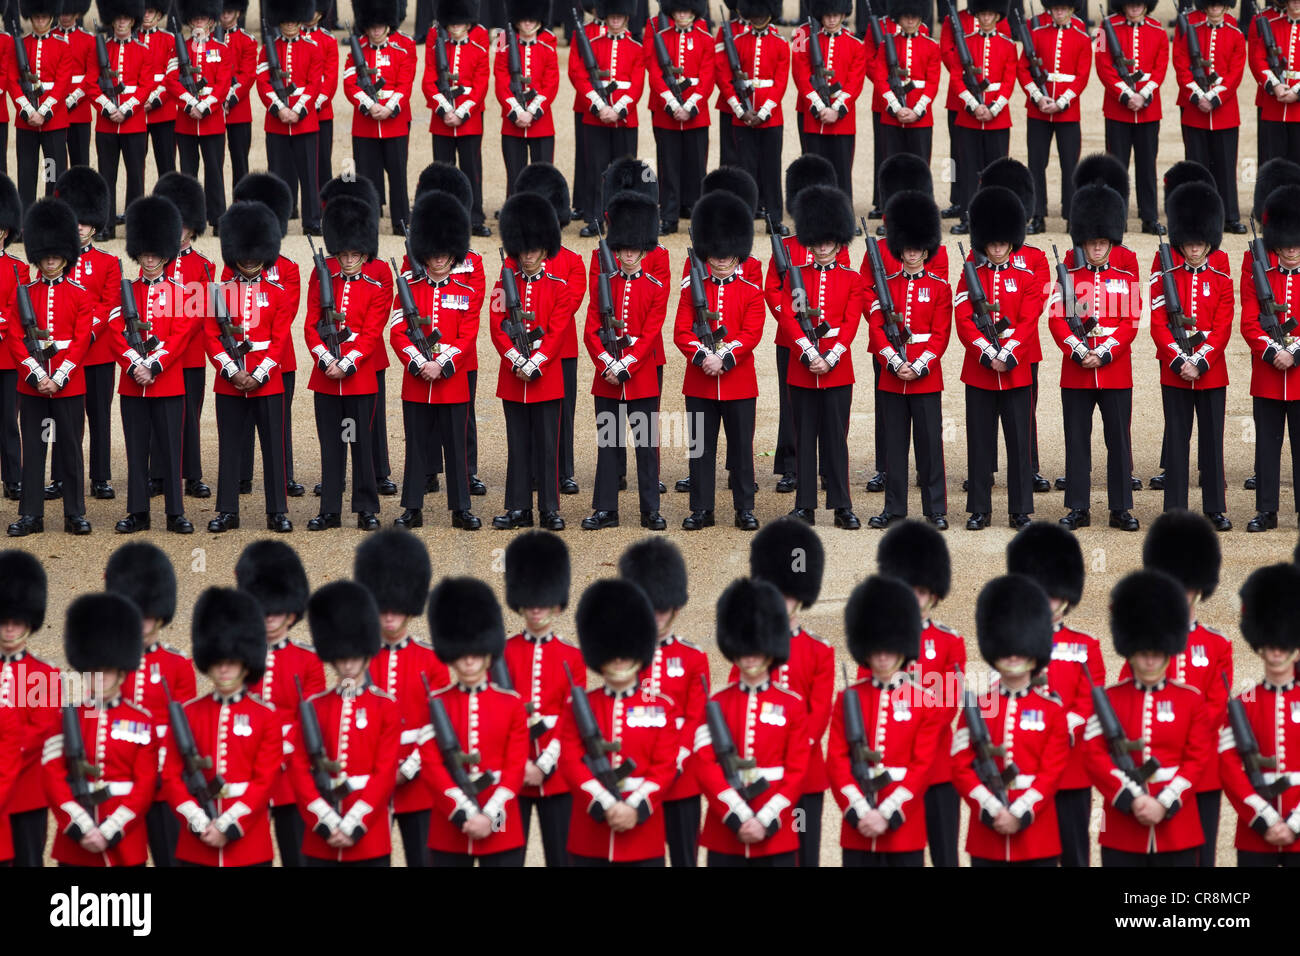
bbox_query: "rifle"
[571,8,614,110]
[296,675,352,823]
[204,263,249,375]
[421,673,491,818]
[13,266,55,374]
[308,235,349,367]
[171,12,209,117]
[345,23,385,117]
[432,23,466,101]
[595,227,631,382]
[957,242,1014,369]
[701,675,768,819]
[805,18,843,116]
[717,5,754,116]
[93,22,124,110]
[261,19,298,103]
[1224,674,1292,802]
[841,663,884,813]
[1177,6,1218,98]
[400,220,426,281]
[1249,216,1298,353]
[504,20,536,109]
[162,676,224,823]
[685,237,735,370]
[863,0,913,107]
[956,667,1018,815]
[498,249,543,379]
[1052,244,1094,364]
[7,13,41,111]
[781,227,831,365]
[945,0,987,101]
[1156,227,1208,368]
[767,213,791,290]
[1257,14,1286,83]
[564,662,635,813]
[650,18,691,113]
[1081,665,1160,789]
[489,657,546,739]
[119,277,162,374]
[1099,4,1145,92]
[863,218,908,356]
[61,703,109,812]
[1009,6,1048,92]
[391,257,441,368]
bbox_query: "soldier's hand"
[1274,351,1295,370]
[737,817,766,844]
[606,802,637,832]
[741,110,761,127]
[419,361,443,382]
[1265,821,1297,846]
[1277,87,1299,104]
[132,366,155,386]
[818,106,839,124]
[80,828,109,853]
[445,111,464,127]
[701,353,724,376]
[231,369,257,391]
[603,369,623,386]
[36,377,59,395]
[515,109,534,127]
[1196,97,1213,114]
[524,760,544,787]
[199,824,229,848]
[597,105,620,124]
[973,105,992,122]
[325,362,347,381]
[896,365,919,381]
[856,808,888,837]
[1131,794,1164,826]
[990,358,1008,373]
[28,110,45,127]
[1127,96,1143,111]
[326,829,355,848]
[672,106,691,123]
[371,104,393,121]
[1179,363,1201,381]
[808,355,830,375]
[896,107,918,124]
[1080,353,1102,370]
[277,106,297,123]
[991,808,1020,835]
[1037,99,1059,115]
[462,813,493,839]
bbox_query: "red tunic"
[345,36,415,139]
[583,267,667,401]
[256,34,322,136]
[168,246,216,370]
[0,650,60,818]
[1219,676,1300,856]
[874,26,941,128]
[939,8,1012,112]
[70,245,123,368]
[8,276,94,399]
[301,25,337,123]
[488,267,570,404]
[715,23,787,128]
[223,255,301,377]
[493,30,559,138]
[222,26,258,124]
[57,25,94,126]
[303,264,389,396]
[0,253,31,373]
[954,258,1045,391]
[777,262,864,390]
[108,275,197,398]
[673,270,766,401]
[140,26,178,124]
[571,20,605,115]
[253,638,326,808]
[866,267,952,396]
[948,29,1017,130]
[574,30,645,128]
[1238,248,1300,401]
[646,20,714,131]
[551,246,586,361]
[1046,261,1141,390]
[9,30,71,131]
[767,237,850,349]
[1247,10,1300,121]
[638,635,710,801]
[166,32,233,136]
[390,275,479,405]
[121,641,197,797]
[792,27,864,135]
[367,637,450,815]
[424,31,489,136]
[204,273,291,398]
[1094,14,1168,124]
[500,632,587,799]
[1019,19,1091,124]
[1048,622,1106,791]
[0,704,18,860]
[1148,261,1234,391]
[1174,19,1244,129]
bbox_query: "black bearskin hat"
[878,152,933,204]
[750,517,825,608]
[1142,509,1221,599]
[737,0,781,18]
[235,539,309,622]
[53,166,109,231]
[980,157,1034,218]
[1106,0,1156,13]
[504,531,571,611]
[0,174,21,247]
[785,153,837,215]
[1167,182,1223,253]
[409,190,471,266]
[888,0,930,17]
[618,537,688,612]
[715,577,791,667]
[1073,152,1130,205]
[18,0,57,15]
[23,200,80,268]
[508,0,553,22]
[690,189,754,262]
[219,201,281,268]
[353,0,400,29]
[877,519,951,599]
[595,0,635,15]
[263,0,315,23]
[602,157,658,206]
[1068,183,1126,246]
[192,587,268,684]
[969,186,1025,253]
[500,192,561,259]
[354,529,432,617]
[415,162,473,210]
[232,172,292,237]
[604,190,660,252]
[125,196,182,263]
[1240,564,1300,653]
[1262,185,1300,250]
[0,550,46,632]
[62,0,93,13]
[323,194,379,260]
[1006,522,1084,607]
[104,541,176,626]
[577,578,657,672]
[64,593,142,674]
[319,174,380,211]
[308,580,381,662]
[1252,158,1300,221]
[222,0,249,10]
[659,0,707,17]
[1193,0,1235,9]
[809,0,851,15]
[884,191,942,262]
[152,171,206,237]
[794,184,854,249]
[970,0,1007,13]
[178,0,221,20]
[701,166,759,216]
[845,576,922,667]
[1110,569,1189,659]
[428,576,506,664]
[96,0,145,21]
[1162,160,1214,213]
[975,575,1053,674]
[515,162,572,227]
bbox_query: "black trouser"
[1253,396,1300,514]
[1101,847,1198,867]
[879,123,933,167]
[81,362,115,483]
[925,782,960,867]
[518,793,571,866]
[572,113,589,213]
[355,135,410,233]
[433,134,485,228]
[945,110,959,207]
[1258,119,1300,168]
[502,399,561,513]
[400,400,470,512]
[774,346,796,476]
[19,393,84,518]
[145,800,179,867]
[653,126,707,223]
[971,854,1060,867]
[718,112,737,167]
[215,392,288,515]
[394,809,430,868]
[796,791,823,868]
[1104,118,1159,224]
[502,135,555,198]
[152,368,205,483]
[791,384,852,511]
[0,369,19,487]
[571,852,665,867]
[176,132,227,228]
[1056,786,1092,868]
[736,125,783,219]
[430,847,526,867]
[241,370,295,484]
[1196,789,1221,867]
[148,120,176,177]
[1161,385,1225,514]
[1181,125,1240,223]
[869,111,882,208]
[314,392,379,516]
[560,357,577,481]
[1062,387,1133,513]
[805,131,854,205]
[965,384,1033,515]
[954,125,1011,218]
[1027,118,1080,220]
[121,394,184,516]
[316,118,333,202]
[1030,361,1040,472]
[272,803,305,867]
[593,394,660,514]
[686,395,756,513]
[1237,849,1300,867]
[177,859,271,867]
[304,854,390,867]
[227,121,252,188]
[843,849,925,867]
[66,121,90,168]
[368,371,389,482]
[880,389,945,517]
[707,850,796,867]
[16,127,67,212]
[663,796,700,868]
[266,132,321,231]
[10,807,47,867]
[583,125,637,226]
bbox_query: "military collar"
[1280,265,1300,276]
[749,25,774,36]
[142,273,168,286]
[811,262,835,272]
[986,260,1012,273]
[139,27,158,34]
[1085,261,1109,273]
[213,689,245,704]
[0,649,27,663]
[820,28,845,37]
[382,636,411,651]
[519,270,545,283]
[92,695,124,710]
[235,270,263,282]
[1135,678,1167,693]
[337,675,373,697]
[1183,262,1209,274]
[427,274,455,287]
[602,684,638,699]
[280,34,303,42]
[619,269,644,281]
[80,243,95,254]
[902,269,925,280]
[110,35,131,43]
[178,247,193,257]
[367,38,389,48]
[674,25,693,33]
[523,631,554,644]
[339,269,367,282]
[998,683,1032,698]
[457,680,489,693]
[739,678,770,693]
[1263,677,1297,693]
[709,273,738,285]
[1053,620,1066,633]
[871,672,906,690]
[40,275,65,285]
[658,634,677,648]
[144,641,161,654]
[268,638,289,652]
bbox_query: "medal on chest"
[1290,700,1300,724]
[892,696,912,722]
[665,656,684,678]
[1004,277,1017,293]
[626,704,668,728]
[1189,644,1209,668]
[355,707,368,729]
[759,700,787,726]
[111,719,152,744]
[149,661,161,684]
[233,713,252,737]
[918,287,931,302]
[1156,700,1175,723]
[1019,708,1045,731]
[924,638,936,660]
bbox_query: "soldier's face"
[518,249,546,274]
[1049,596,1069,623]
[898,14,920,31]
[974,11,999,30]
[30,14,52,33]
[653,608,677,637]
[78,223,96,245]
[39,256,66,279]
[1289,0,1300,16]
[746,15,771,27]
[1205,3,1227,19]
[139,253,165,276]
[1084,238,1111,267]
[0,620,29,654]
[616,248,643,272]
[236,260,263,277]
[425,253,453,277]
[112,15,134,37]
[332,657,369,684]
[737,655,772,681]
[605,14,628,33]
[1260,646,1300,677]
[984,241,1010,265]
[97,668,126,700]
[447,22,470,39]
[1122,2,1145,19]
[1049,4,1074,25]
[995,655,1034,680]
[1181,242,1208,267]
[912,586,936,616]
[522,605,559,633]
[337,251,365,275]
[142,8,163,28]
[279,20,300,36]
[902,248,926,270]
[1280,246,1300,268]
[672,11,695,27]
[868,651,903,680]
[191,15,214,32]
[142,617,163,641]
[209,660,249,695]
[820,12,844,30]
[602,658,641,688]
[810,241,838,265]
[58,13,76,28]
[707,255,738,277]
[1129,651,1169,684]
[221,9,239,28]
[518,18,541,36]
[453,655,489,685]
[379,612,409,641]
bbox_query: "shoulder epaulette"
[1198,623,1226,638]
[414,638,435,651]
[290,639,318,654]
[676,637,702,651]
[1168,679,1203,696]
[490,683,522,698]
[771,684,804,703]
[366,685,396,702]
[1033,685,1063,706]
[262,276,284,291]
[930,620,960,636]
[121,699,152,718]
[65,278,87,291]
[800,629,832,648]
[644,274,663,288]
[247,693,276,712]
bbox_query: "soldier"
[1047,180,1141,531]
[620,537,710,867]
[302,0,338,197]
[1094,0,1168,234]
[829,575,946,867]
[139,2,178,181]
[494,0,559,198]
[391,190,483,531]
[0,551,58,867]
[1150,182,1233,527]
[582,189,667,531]
[204,200,293,534]
[356,530,449,867]
[163,587,282,867]
[304,196,387,532]
[1249,0,1300,166]
[500,530,586,866]
[288,581,400,866]
[490,191,569,531]
[167,0,231,235]
[956,186,1045,531]
[953,575,1070,866]
[1006,521,1104,867]
[1221,563,1300,867]
[1067,151,1141,274]
[425,0,491,236]
[235,539,322,867]
[219,0,257,188]
[866,190,951,529]
[9,0,72,213]
[696,577,809,867]
[256,0,323,236]
[5,200,93,538]
[1086,570,1215,867]
[41,592,155,867]
[56,0,95,168]
[108,194,196,533]
[872,0,941,167]
[779,184,863,529]
[792,0,863,207]
[570,5,604,224]
[0,177,28,503]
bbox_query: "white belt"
[223,781,249,797]
[870,765,907,782]
[1045,72,1075,82]
[71,74,86,83]
[121,85,138,94]
[330,773,369,789]
[1285,70,1300,80]
[998,327,1015,340]
[984,82,1001,92]
[51,339,71,350]
[399,729,421,745]
[1091,326,1118,337]
[741,766,785,783]
[612,80,631,90]
[822,327,839,338]
[1008,774,1036,790]
[101,781,134,796]
[621,776,646,791]
[1150,767,1178,784]
[751,79,774,88]
[40,81,53,90]
[909,81,925,91]
[1264,771,1300,786]
[908,332,931,343]
[245,340,271,352]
